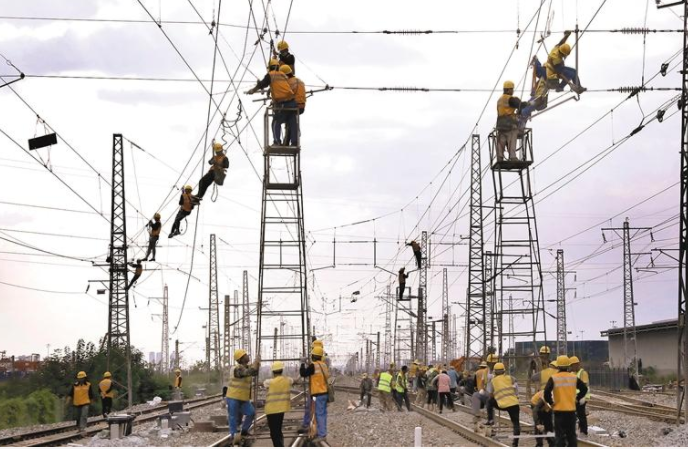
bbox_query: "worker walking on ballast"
[496,81,529,162]
[569,356,590,435]
[144,213,161,262]
[486,362,520,447]
[544,355,588,447]
[197,142,229,199]
[544,31,585,94]
[169,185,199,239]
[125,259,143,290]
[66,371,94,433]
[263,361,294,447]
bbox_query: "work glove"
[479,389,485,396]
[579,398,586,405]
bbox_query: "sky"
[0,0,684,369]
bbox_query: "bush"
[25,390,60,424]
[0,398,28,429]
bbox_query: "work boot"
[150,258,156,262]
[232,434,242,446]
[572,84,587,95]
[297,426,309,435]
[484,420,494,426]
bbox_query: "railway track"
[588,390,684,424]
[0,394,223,447]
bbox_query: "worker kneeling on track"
[169,185,199,239]
[486,362,521,447]
[264,361,294,447]
[196,142,229,200]
[227,349,260,446]
[544,355,588,448]
[496,81,529,162]
[531,389,554,447]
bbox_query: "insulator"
[620,27,651,34]
[382,30,432,35]
[661,63,669,76]
[378,87,430,92]
[657,109,666,123]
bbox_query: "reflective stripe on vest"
[288,77,306,108]
[265,376,292,414]
[540,368,555,391]
[552,372,577,412]
[269,71,295,103]
[73,382,90,406]
[492,374,519,408]
[227,365,252,401]
[182,193,193,212]
[577,369,591,399]
[309,361,328,395]
[378,372,392,392]
[99,379,114,399]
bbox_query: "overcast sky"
[0,0,683,369]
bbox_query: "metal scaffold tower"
[488,128,546,370]
[415,231,429,362]
[466,134,487,363]
[208,234,220,371]
[394,294,414,365]
[107,133,132,407]
[255,107,311,375]
[223,294,230,367]
[555,250,567,356]
[242,270,252,355]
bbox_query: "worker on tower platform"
[274,41,296,74]
[496,81,529,162]
[395,365,411,411]
[569,356,590,435]
[125,259,143,290]
[197,142,229,200]
[263,361,294,447]
[471,361,490,419]
[544,31,585,94]
[299,345,329,443]
[227,349,260,446]
[398,268,408,301]
[407,240,422,268]
[432,369,455,414]
[246,59,298,147]
[359,373,373,408]
[544,355,588,447]
[531,389,555,447]
[144,213,161,262]
[280,65,306,147]
[66,371,94,433]
[172,368,183,400]
[377,366,394,411]
[169,185,199,239]
[486,363,520,446]
[98,371,115,417]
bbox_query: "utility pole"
[376,331,381,369]
[208,234,220,371]
[556,250,567,356]
[232,290,240,358]
[273,327,279,360]
[242,270,251,355]
[383,284,392,367]
[415,231,429,363]
[442,268,450,365]
[223,294,230,367]
[150,286,170,374]
[175,339,180,369]
[484,251,495,352]
[106,134,132,408]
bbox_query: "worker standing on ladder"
[246,59,298,147]
[169,185,199,239]
[274,41,295,74]
[569,356,590,435]
[496,81,529,162]
[125,259,143,290]
[544,355,588,447]
[486,362,521,447]
[226,349,260,446]
[398,268,408,300]
[280,65,306,146]
[196,142,229,200]
[545,31,585,94]
[144,213,161,262]
[407,240,422,268]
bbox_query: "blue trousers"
[227,398,255,436]
[302,394,327,437]
[272,100,299,146]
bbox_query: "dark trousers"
[360,391,371,408]
[534,409,554,447]
[284,109,303,146]
[576,403,588,435]
[273,100,298,146]
[144,236,159,261]
[126,273,141,290]
[487,399,521,447]
[554,411,577,447]
[267,413,284,447]
[399,283,405,301]
[438,392,454,413]
[395,390,411,411]
[101,397,113,416]
[171,209,191,234]
[197,171,215,199]
[414,250,422,268]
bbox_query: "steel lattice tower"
[242,270,252,355]
[256,108,311,380]
[415,231,429,362]
[466,134,486,363]
[442,268,450,364]
[484,250,495,352]
[107,133,132,407]
[383,284,392,366]
[208,234,221,371]
[223,294,230,367]
[555,250,567,356]
[232,290,240,358]
[161,285,169,374]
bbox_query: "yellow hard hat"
[413,359,421,365]
[569,356,580,365]
[103,371,112,378]
[556,355,570,367]
[154,213,161,220]
[277,41,289,51]
[486,354,499,363]
[184,185,193,191]
[549,360,557,368]
[268,58,280,68]
[494,362,505,371]
[559,43,571,56]
[77,371,87,379]
[312,340,324,347]
[503,80,515,90]
[312,346,324,357]
[234,349,247,361]
[212,142,223,152]
[539,346,551,355]
[271,361,284,372]
[279,65,293,75]
[175,368,181,373]
[479,361,488,368]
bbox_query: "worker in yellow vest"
[544,355,588,447]
[409,360,420,393]
[496,80,529,162]
[530,389,554,447]
[66,371,94,432]
[172,368,183,400]
[144,213,161,262]
[377,367,394,412]
[169,185,199,238]
[486,363,520,446]
[263,361,294,447]
[569,356,590,435]
[531,346,557,391]
[394,365,411,411]
[197,142,229,199]
[299,345,330,443]
[98,371,115,417]
[471,361,490,418]
[279,65,306,147]
[227,349,260,446]
[544,31,585,94]
[246,59,298,147]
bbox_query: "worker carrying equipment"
[398,267,409,301]
[407,240,422,268]
[544,355,588,447]
[544,31,585,94]
[496,80,529,162]
[531,390,554,447]
[169,185,200,239]
[144,213,162,262]
[196,141,229,199]
[125,259,143,290]
[246,59,298,147]
[486,362,520,446]
[274,40,296,74]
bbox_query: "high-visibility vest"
[265,376,292,414]
[309,361,328,395]
[73,382,91,406]
[210,154,226,173]
[287,77,306,109]
[552,372,577,412]
[268,70,295,103]
[99,379,114,399]
[476,368,489,390]
[227,365,252,401]
[577,369,591,399]
[491,374,519,408]
[531,390,543,407]
[540,367,556,391]
[378,372,392,393]
[174,374,182,388]
[181,193,193,212]
[496,94,518,131]
[395,372,407,393]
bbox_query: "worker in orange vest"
[544,355,588,447]
[169,185,199,238]
[196,142,229,199]
[144,213,161,262]
[299,345,330,444]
